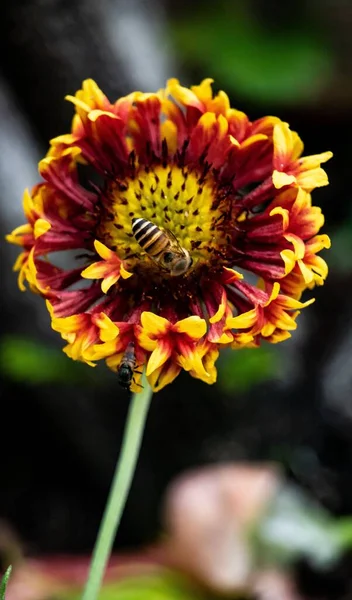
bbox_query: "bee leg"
[132,378,144,390]
[132,368,144,389]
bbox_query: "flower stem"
[82,378,153,600]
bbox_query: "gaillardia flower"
[7,78,332,391]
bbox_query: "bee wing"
[164,228,186,255]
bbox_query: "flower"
[6,78,332,391]
[138,313,208,391]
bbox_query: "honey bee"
[131,218,192,277]
[117,342,141,390]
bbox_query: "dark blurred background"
[1,0,352,597]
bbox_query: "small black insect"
[117,342,142,391]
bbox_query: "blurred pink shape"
[253,569,302,600]
[161,463,300,598]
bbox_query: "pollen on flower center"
[98,165,226,270]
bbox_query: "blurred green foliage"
[256,486,343,569]
[170,1,333,105]
[217,345,281,393]
[328,216,352,272]
[0,335,107,386]
[255,486,352,571]
[64,572,207,600]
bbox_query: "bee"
[117,342,141,390]
[131,218,192,277]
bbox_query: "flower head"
[7,78,332,391]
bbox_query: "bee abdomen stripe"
[132,218,175,257]
[132,220,151,236]
[145,235,170,255]
[131,218,151,236]
[133,220,157,241]
[142,230,163,249]
[132,217,147,231]
[137,225,159,245]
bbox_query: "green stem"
[0,566,12,600]
[82,378,153,600]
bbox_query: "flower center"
[98,165,227,276]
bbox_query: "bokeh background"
[1,0,352,597]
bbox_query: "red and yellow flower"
[6,78,332,391]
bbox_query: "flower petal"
[272,170,296,189]
[81,262,107,279]
[226,309,258,330]
[146,339,172,376]
[270,206,289,230]
[141,312,170,336]
[280,249,296,275]
[299,151,333,170]
[34,218,51,238]
[93,313,120,342]
[175,316,207,339]
[177,348,209,381]
[284,233,305,260]
[94,239,114,260]
[120,264,133,279]
[147,360,181,392]
[273,122,304,165]
[296,167,330,190]
[101,274,119,294]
